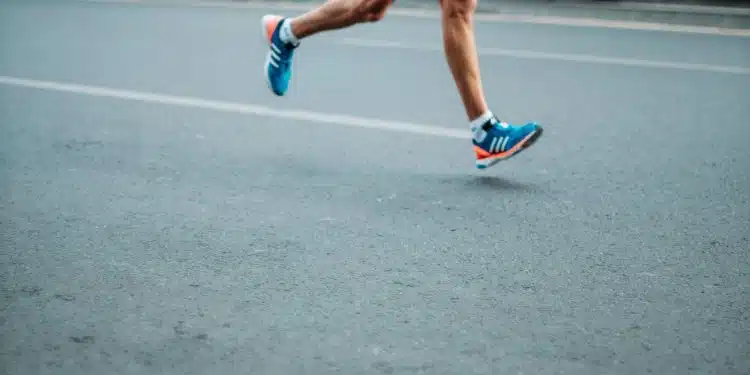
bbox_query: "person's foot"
[261,15,297,96]
[472,116,544,169]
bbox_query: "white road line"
[0,75,468,139]
[337,38,750,75]
[470,13,750,37]
[84,0,750,37]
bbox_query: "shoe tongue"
[490,117,509,129]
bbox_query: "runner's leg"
[439,0,545,169]
[439,0,488,121]
[261,0,393,96]
[291,0,394,39]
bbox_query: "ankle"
[280,18,300,46]
[469,111,494,142]
[470,111,493,130]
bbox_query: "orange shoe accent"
[263,15,282,43]
[474,145,491,159]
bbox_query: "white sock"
[279,19,300,46]
[470,111,494,142]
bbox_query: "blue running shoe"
[472,116,544,169]
[261,15,297,96]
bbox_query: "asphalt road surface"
[1,1,749,374]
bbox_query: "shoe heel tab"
[262,15,283,41]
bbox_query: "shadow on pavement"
[468,175,538,192]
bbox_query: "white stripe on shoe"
[500,136,509,152]
[489,137,499,153]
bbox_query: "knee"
[363,7,388,22]
[350,0,391,23]
[440,0,477,20]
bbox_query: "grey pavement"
[1,1,749,375]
